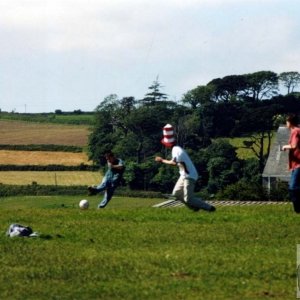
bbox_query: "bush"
[115,187,162,198]
[215,180,268,201]
[242,158,261,184]
[123,161,159,190]
[268,180,289,201]
[150,164,178,192]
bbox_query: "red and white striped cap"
[161,124,176,147]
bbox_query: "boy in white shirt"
[155,124,216,212]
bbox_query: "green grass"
[0,196,298,299]
[0,112,95,125]
[54,114,95,125]
[225,134,276,160]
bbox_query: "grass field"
[0,171,101,185]
[0,196,298,300]
[0,120,90,146]
[225,134,276,160]
[0,150,92,166]
[0,112,95,125]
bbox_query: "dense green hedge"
[0,184,163,198]
[114,188,163,198]
[0,164,98,171]
[214,179,289,201]
[0,184,86,197]
[0,144,83,152]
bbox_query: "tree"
[119,96,136,115]
[88,113,115,165]
[198,101,217,141]
[73,109,83,114]
[237,104,277,173]
[140,76,168,105]
[244,71,278,101]
[88,94,124,165]
[212,102,240,137]
[173,113,204,149]
[208,75,248,102]
[181,85,214,108]
[122,104,172,163]
[204,140,240,193]
[87,69,294,192]
[95,94,119,117]
[115,97,137,136]
[279,71,300,94]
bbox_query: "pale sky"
[0,0,299,113]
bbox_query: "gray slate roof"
[262,125,290,181]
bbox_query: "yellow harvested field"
[0,171,102,186]
[0,150,92,166]
[0,120,90,146]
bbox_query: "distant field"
[0,112,95,125]
[225,134,276,160]
[0,120,90,146]
[54,114,95,125]
[0,171,102,185]
[0,150,92,165]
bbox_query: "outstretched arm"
[155,156,190,174]
[109,163,124,170]
[155,156,177,166]
[108,158,125,170]
[282,144,296,151]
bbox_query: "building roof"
[262,125,290,181]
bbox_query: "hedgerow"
[0,144,82,152]
[0,184,162,198]
[0,164,97,171]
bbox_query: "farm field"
[0,120,95,185]
[0,171,101,185]
[0,120,90,146]
[0,150,92,165]
[0,196,298,300]
[0,111,95,125]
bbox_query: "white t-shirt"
[171,146,198,180]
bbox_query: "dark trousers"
[289,189,300,213]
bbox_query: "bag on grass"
[6,223,37,237]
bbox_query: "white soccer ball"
[79,199,89,209]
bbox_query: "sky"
[0,0,300,113]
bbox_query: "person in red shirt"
[282,114,300,213]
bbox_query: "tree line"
[88,71,300,200]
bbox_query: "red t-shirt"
[288,127,300,170]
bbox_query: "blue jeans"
[96,178,117,208]
[289,168,300,213]
[289,168,300,190]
